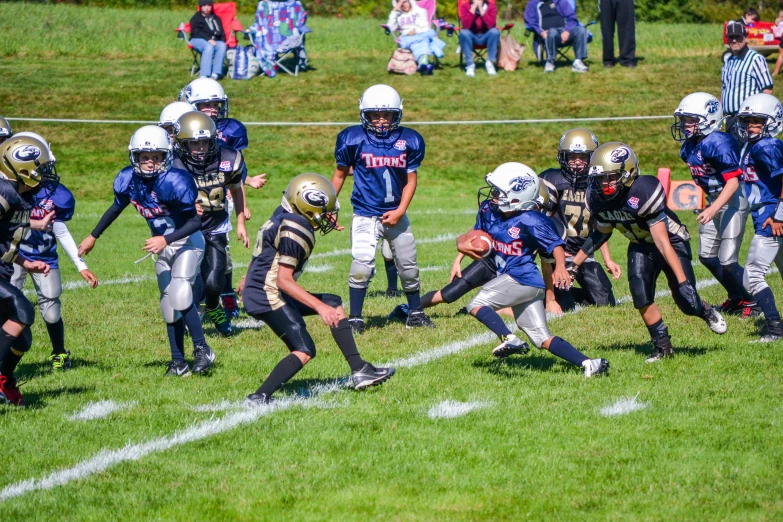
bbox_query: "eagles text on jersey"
[743,136,783,237]
[587,176,690,244]
[335,125,425,217]
[680,131,742,201]
[242,207,316,315]
[540,168,593,256]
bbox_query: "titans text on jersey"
[335,126,425,217]
[680,131,742,200]
[20,184,76,270]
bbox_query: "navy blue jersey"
[112,166,199,237]
[335,125,425,217]
[19,184,76,269]
[475,208,564,289]
[743,137,783,236]
[216,118,248,151]
[0,179,33,281]
[680,131,742,200]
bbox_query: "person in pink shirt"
[458,0,500,77]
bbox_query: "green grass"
[2,3,783,520]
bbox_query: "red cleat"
[0,374,25,407]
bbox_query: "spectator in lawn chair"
[189,0,227,80]
[387,0,446,75]
[458,0,500,77]
[524,0,588,73]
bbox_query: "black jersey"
[242,206,316,315]
[540,168,592,256]
[0,179,34,281]
[586,176,689,245]
[174,145,243,235]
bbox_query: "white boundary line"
[6,115,672,127]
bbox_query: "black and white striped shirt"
[721,47,774,114]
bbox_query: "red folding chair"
[175,2,245,76]
[458,23,514,67]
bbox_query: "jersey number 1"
[382,170,395,204]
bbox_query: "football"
[466,229,493,258]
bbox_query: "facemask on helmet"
[736,93,783,143]
[671,93,723,143]
[129,125,173,179]
[174,112,219,167]
[284,173,340,235]
[557,128,598,189]
[359,84,403,139]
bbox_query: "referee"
[722,21,773,137]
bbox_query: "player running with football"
[736,93,783,342]
[539,128,621,314]
[455,162,609,376]
[0,134,59,405]
[241,174,395,404]
[569,142,727,362]
[79,126,215,376]
[172,111,248,336]
[672,92,757,317]
[11,132,98,371]
[332,84,434,334]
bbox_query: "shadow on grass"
[8,385,93,411]
[16,358,102,380]
[601,341,709,358]
[472,354,559,378]
[285,376,350,398]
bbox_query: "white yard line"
[600,394,649,417]
[427,400,492,419]
[68,401,137,421]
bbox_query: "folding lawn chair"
[175,2,245,76]
[380,0,455,70]
[247,0,311,78]
[457,23,515,67]
[525,20,596,65]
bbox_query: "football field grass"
[2,4,783,520]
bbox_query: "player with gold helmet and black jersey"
[539,129,621,314]
[0,135,58,405]
[172,111,248,337]
[568,142,727,363]
[238,174,395,405]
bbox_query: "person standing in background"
[599,0,635,68]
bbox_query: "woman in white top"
[387,0,446,74]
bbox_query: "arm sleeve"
[531,216,566,255]
[580,228,612,256]
[387,9,401,31]
[753,55,774,91]
[524,1,541,34]
[406,134,425,172]
[334,132,354,167]
[561,0,578,32]
[481,1,497,29]
[90,200,128,239]
[278,219,312,267]
[230,124,249,151]
[227,152,245,189]
[459,2,476,30]
[53,221,88,272]
[164,209,201,245]
[709,134,742,180]
[764,142,783,178]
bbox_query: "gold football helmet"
[284,173,339,234]
[558,128,599,188]
[587,142,639,200]
[174,111,218,166]
[0,117,12,144]
[0,135,56,188]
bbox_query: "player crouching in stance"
[672,93,757,317]
[569,143,727,363]
[0,135,58,405]
[456,163,609,377]
[79,126,215,376]
[736,93,783,341]
[11,132,98,371]
[241,174,395,405]
[332,84,434,334]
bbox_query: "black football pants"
[0,277,34,352]
[627,240,701,316]
[553,261,616,311]
[201,233,228,310]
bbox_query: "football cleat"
[702,305,727,334]
[244,392,272,406]
[164,360,191,377]
[492,334,530,358]
[50,351,72,371]
[582,358,610,377]
[717,298,761,318]
[406,310,435,329]
[387,304,409,322]
[645,335,674,363]
[351,363,396,390]
[221,293,240,319]
[385,288,403,299]
[348,317,365,335]
[205,306,233,336]
[0,374,25,406]
[192,343,216,374]
[758,320,783,343]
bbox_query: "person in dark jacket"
[189,0,227,79]
[524,0,588,73]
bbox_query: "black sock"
[724,262,753,301]
[255,353,304,397]
[546,336,589,366]
[474,307,512,338]
[182,305,206,346]
[384,259,398,291]
[205,294,221,310]
[193,277,205,307]
[756,287,781,322]
[331,318,366,372]
[646,318,667,340]
[166,320,186,363]
[405,290,422,312]
[46,318,66,355]
[0,330,20,377]
[223,271,234,295]
[349,287,367,318]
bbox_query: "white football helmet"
[128,125,173,178]
[359,84,403,137]
[180,78,229,120]
[159,102,196,134]
[480,162,541,213]
[671,92,724,142]
[737,93,783,142]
